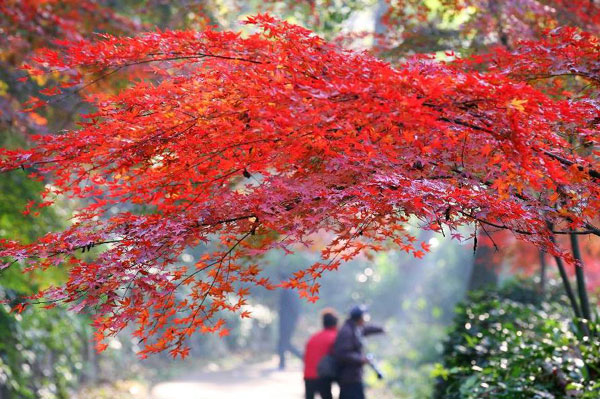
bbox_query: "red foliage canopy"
[0,15,599,356]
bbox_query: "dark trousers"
[278,340,302,369]
[339,382,365,399]
[305,378,333,399]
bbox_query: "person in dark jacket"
[303,309,338,399]
[277,286,302,369]
[332,305,384,399]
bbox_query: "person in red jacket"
[303,309,339,399]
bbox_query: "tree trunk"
[467,240,499,291]
[551,252,582,318]
[489,0,511,49]
[570,234,592,323]
[546,226,584,322]
[539,249,547,295]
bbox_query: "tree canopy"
[0,7,599,357]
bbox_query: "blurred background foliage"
[0,131,85,398]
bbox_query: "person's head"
[321,308,338,329]
[349,305,367,326]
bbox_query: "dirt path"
[150,358,312,399]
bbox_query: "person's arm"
[362,324,384,336]
[332,329,365,366]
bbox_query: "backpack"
[317,354,338,379]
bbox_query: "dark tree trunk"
[551,250,582,319]
[546,226,584,327]
[570,234,592,323]
[539,249,547,295]
[467,234,499,291]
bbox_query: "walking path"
[150,358,309,399]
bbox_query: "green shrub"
[0,290,89,399]
[433,279,600,399]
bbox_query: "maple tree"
[375,0,600,322]
[0,9,599,357]
[278,1,600,309]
